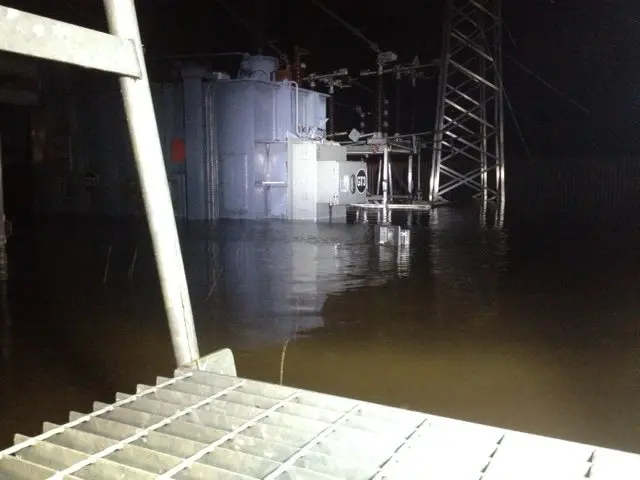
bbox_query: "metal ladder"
[0,2,199,366]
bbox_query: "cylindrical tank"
[237,55,279,81]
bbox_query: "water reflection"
[478,197,505,229]
[0,208,639,454]
[428,207,508,327]
[181,220,407,349]
[377,244,410,278]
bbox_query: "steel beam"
[0,6,141,78]
[103,0,199,366]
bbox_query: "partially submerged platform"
[350,202,433,211]
[1,349,639,479]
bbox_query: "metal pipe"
[408,154,413,198]
[360,62,435,77]
[104,0,199,367]
[382,145,389,209]
[417,144,422,198]
[390,131,433,140]
[387,155,393,200]
[272,88,277,140]
[205,82,218,220]
[328,131,349,138]
[289,81,300,136]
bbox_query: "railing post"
[103,0,199,366]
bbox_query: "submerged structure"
[1,1,640,478]
[33,55,367,222]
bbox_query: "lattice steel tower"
[430,0,505,205]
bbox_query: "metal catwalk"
[2,348,640,479]
[430,0,506,205]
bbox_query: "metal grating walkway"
[1,349,639,479]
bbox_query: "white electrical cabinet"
[288,139,367,221]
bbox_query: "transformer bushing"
[430,0,505,206]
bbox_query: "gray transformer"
[211,74,367,221]
[35,55,368,222]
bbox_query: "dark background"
[6,0,640,158]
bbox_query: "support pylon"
[430,0,505,205]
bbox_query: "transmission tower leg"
[431,0,505,206]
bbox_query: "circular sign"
[355,169,367,194]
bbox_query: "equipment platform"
[1,349,639,479]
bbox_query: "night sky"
[8,0,640,157]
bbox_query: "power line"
[503,21,517,47]
[479,29,533,163]
[501,17,590,116]
[212,0,285,58]
[503,84,533,163]
[504,53,591,115]
[307,0,383,55]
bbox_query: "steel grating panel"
[2,349,640,479]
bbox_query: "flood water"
[1,206,639,453]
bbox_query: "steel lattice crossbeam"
[430,0,506,205]
[1,349,640,479]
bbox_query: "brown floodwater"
[0,206,639,453]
